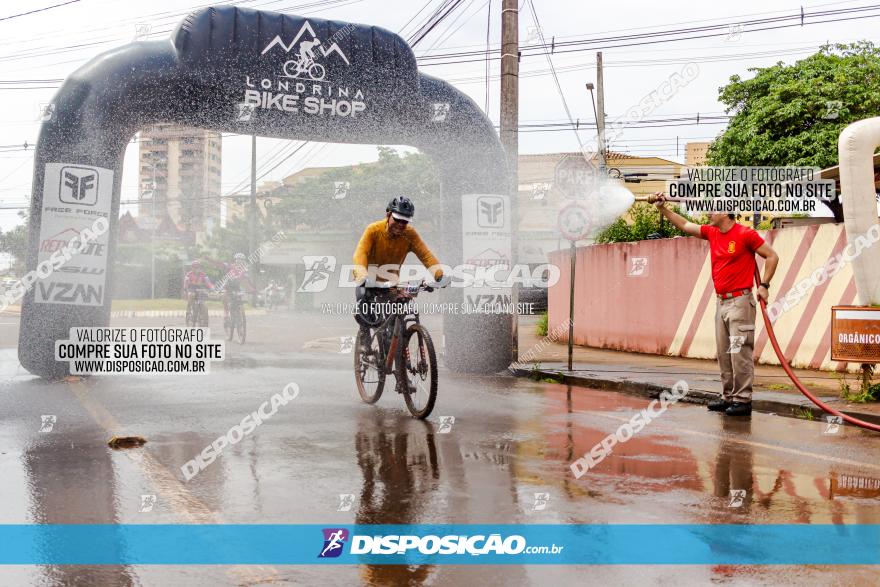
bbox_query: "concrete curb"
[511,367,880,427]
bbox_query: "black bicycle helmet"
[386,196,415,221]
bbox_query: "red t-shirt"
[700,223,765,294]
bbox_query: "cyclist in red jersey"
[183,260,214,296]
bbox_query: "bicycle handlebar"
[363,279,446,292]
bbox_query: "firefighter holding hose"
[649,193,779,417]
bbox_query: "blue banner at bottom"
[0,524,877,565]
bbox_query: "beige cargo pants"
[715,293,757,403]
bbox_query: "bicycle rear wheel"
[401,324,438,419]
[354,327,385,404]
[185,300,195,327]
[236,307,247,344]
[225,301,235,341]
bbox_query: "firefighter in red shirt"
[653,194,779,417]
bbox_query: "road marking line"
[67,380,279,583]
[586,409,880,471]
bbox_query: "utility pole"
[500,0,519,362]
[249,134,256,260]
[149,164,157,299]
[596,51,607,170]
[249,134,258,303]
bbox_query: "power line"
[525,0,597,166]
[484,0,491,115]
[0,0,80,22]
[417,4,880,66]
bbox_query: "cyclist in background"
[183,260,213,297]
[222,252,257,320]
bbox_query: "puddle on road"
[507,380,880,524]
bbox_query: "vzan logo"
[60,166,98,206]
[36,282,103,305]
[244,21,366,118]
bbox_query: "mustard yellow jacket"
[352,219,443,282]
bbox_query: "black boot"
[707,399,733,412]
[725,402,752,417]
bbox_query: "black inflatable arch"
[19,6,512,378]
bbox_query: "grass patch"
[539,374,563,383]
[796,406,816,421]
[838,368,880,403]
[766,383,793,391]
[842,382,880,403]
[536,311,548,337]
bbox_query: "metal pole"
[249,135,257,258]
[500,0,519,363]
[249,134,258,305]
[596,51,607,171]
[567,241,576,371]
[150,164,156,299]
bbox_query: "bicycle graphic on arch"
[283,38,327,81]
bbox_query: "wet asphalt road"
[1,310,880,585]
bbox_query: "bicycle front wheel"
[197,303,209,327]
[309,63,325,80]
[354,327,385,404]
[401,324,438,419]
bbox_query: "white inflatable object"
[838,118,880,305]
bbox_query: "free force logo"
[60,167,98,206]
[477,196,504,228]
[319,528,349,558]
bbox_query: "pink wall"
[547,224,860,370]
[548,236,708,353]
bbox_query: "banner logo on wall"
[36,163,112,307]
[244,20,366,118]
[462,194,512,310]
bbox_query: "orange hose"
[754,268,880,432]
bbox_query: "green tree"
[0,212,28,273]
[265,146,440,232]
[594,203,705,243]
[708,42,880,221]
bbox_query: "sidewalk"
[514,315,880,425]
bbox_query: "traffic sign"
[554,154,600,199]
[557,202,592,241]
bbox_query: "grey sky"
[0,0,876,229]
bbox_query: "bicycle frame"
[366,291,421,376]
[187,288,209,308]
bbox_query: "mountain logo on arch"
[261,20,351,81]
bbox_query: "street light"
[142,160,162,299]
[585,83,605,169]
